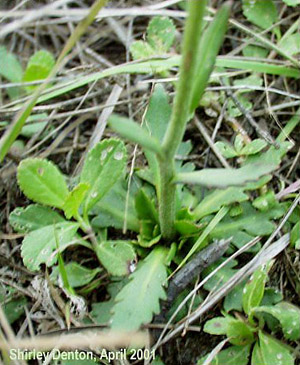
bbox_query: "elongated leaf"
[21,222,79,271]
[62,182,90,219]
[135,189,158,222]
[109,115,163,155]
[254,302,300,341]
[175,161,278,188]
[111,247,168,330]
[17,158,69,209]
[190,2,230,114]
[193,187,248,220]
[80,139,127,214]
[96,241,136,276]
[198,345,250,365]
[51,262,101,288]
[91,179,139,232]
[204,317,232,335]
[242,263,270,316]
[9,204,65,233]
[23,50,55,91]
[256,331,294,365]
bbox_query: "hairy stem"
[158,0,207,240]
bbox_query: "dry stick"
[156,194,300,347]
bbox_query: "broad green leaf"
[62,182,90,219]
[190,2,230,114]
[242,263,270,316]
[228,95,252,118]
[146,16,176,52]
[215,141,238,158]
[17,158,69,209]
[175,161,278,188]
[0,286,27,324]
[254,302,300,341]
[23,50,55,91]
[96,241,136,276]
[21,222,79,271]
[111,247,168,330]
[203,317,232,335]
[240,139,267,156]
[135,189,158,222]
[234,74,263,89]
[227,320,255,346]
[283,0,300,5]
[242,0,278,30]
[0,46,23,99]
[80,139,127,214]
[109,115,163,155]
[242,44,269,58]
[130,41,154,60]
[279,33,300,56]
[260,288,283,306]
[51,262,101,288]
[224,283,245,312]
[257,331,294,365]
[91,300,115,325]
[198,345,251,365]
[203,259,238,292]
[9,204,65,233]
[252,190,277,212]
[193,187,249,220]
[91,179,139,232]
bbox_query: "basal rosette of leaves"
[9,1,297,337]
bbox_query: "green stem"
[157,0,207,240]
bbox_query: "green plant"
[9,0,295,334]
[198,262,300,364]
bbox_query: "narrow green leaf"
[9,204,65,233]
[190,1,231,114]
[215,141,238,158]
[17,158,69,209]
[240,139,267,156]
[242,263,271,316]
[175,161,278,188]
[257,331,294,365]
[109,115,163,155]
[96,241,136,277]
[193,187,249,220]
[23,50,55,91]
[51,262,101,288]
[80,139,127,214]
[21,222,79,271]
[62,182,90,219]
[254,302,300,341]
[146,16,176,52]
[111,247,168,330]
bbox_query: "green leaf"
[3,297,27,324]
[96,241,136,276]
[91,300,115,325]
[254,302,300,341]
[62,182,90,219]
[0,46,23,99]
[224,283,245,312]
[190,2,230,114]
[109,115,163,155]
[291,222,300,247]
[282,0,300,6]
[227,320,255,346]
[227,95,252,118]
[23,50,55,91]
[198,345,251,365]
[146,16,176,52]
[175,161,278,188]
[203,317,232,335]
[193,187,249,220]
[51,262,101,288]
[9,204,65,233]
[203,259,238,292]
[242,44,269,58]
[80,139,127,214]
[252,190,277,212]
[256,331,294,365]
[215,141,238,158]
[279,33,300,56]
[130,41,154,60]
[17,158,69,209]
[91,178,139,232]
[242,0,278,30]
[111,247,168,330]
[240,139,267,156]
[234,134,245,153]
[21,222,79,271]
[135,189,158,222]
[242,263,271,317]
